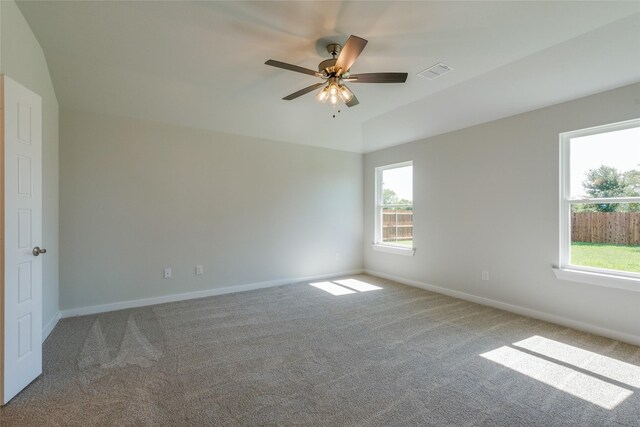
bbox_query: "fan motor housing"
[318,58,337,74]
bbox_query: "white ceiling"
[17,1,640,153]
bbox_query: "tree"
[582,166,626,212]
[623,170,640,196]
[383,189,399,205]
[580,166,640,212]
[382,189,412,210]
[623,170,640,212]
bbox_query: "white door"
[3,75,43,404]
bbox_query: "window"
[374,161,415,255]
[557,118,640,289]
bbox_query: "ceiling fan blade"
[348,73,408,83]
[346,94,359,108]
[282,82,326,100]
[335,35,368,73]
[265,60,322,78]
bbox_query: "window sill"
[552,267,640,292]
[372,244,416,256]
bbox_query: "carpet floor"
[1,274,639,426]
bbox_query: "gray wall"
[60,109,363,310]
[1,0,60,330]
[364,83,640,339]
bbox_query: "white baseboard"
[364,269,640,347]
[60,269,364,318]
[42,311,61,342]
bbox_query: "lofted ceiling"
[17,1,640,153]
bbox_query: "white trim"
[567,197,640,204]
[553,267,640,292]
[559,130,571,272]
[42,311,61,342]
[59,269,364,318]
[562,263,640,281]
[372,243,415,256]
[561,117,640,140]
[375,161,414,171]
[364,269,640,347]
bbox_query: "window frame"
[373,161,415,256]
[556,118,640,290]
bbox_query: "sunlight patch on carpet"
[481,344,633,409]
[513,336,640,388]
[334,278,383,292]
[310,281,356,296]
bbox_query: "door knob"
[32,246,47,256]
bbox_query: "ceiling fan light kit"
[316,78,354,105]
[265,35,408,109]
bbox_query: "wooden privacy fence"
[383,210,413,241]
[572,212,640,245]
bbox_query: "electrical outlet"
[195,265,204,276]
[481,271,489,281]
[163,268,172,279]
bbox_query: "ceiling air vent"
[417,63,453,80]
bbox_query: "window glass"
[561,120,640,277]
[569,127,640,199]
[570,203,640,273]
[376,163,413,248]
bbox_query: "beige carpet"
[1,274,639,426]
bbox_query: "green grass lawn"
[383,239,413,247]
[571,242,640,273]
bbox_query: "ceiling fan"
[265,35,408,108]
